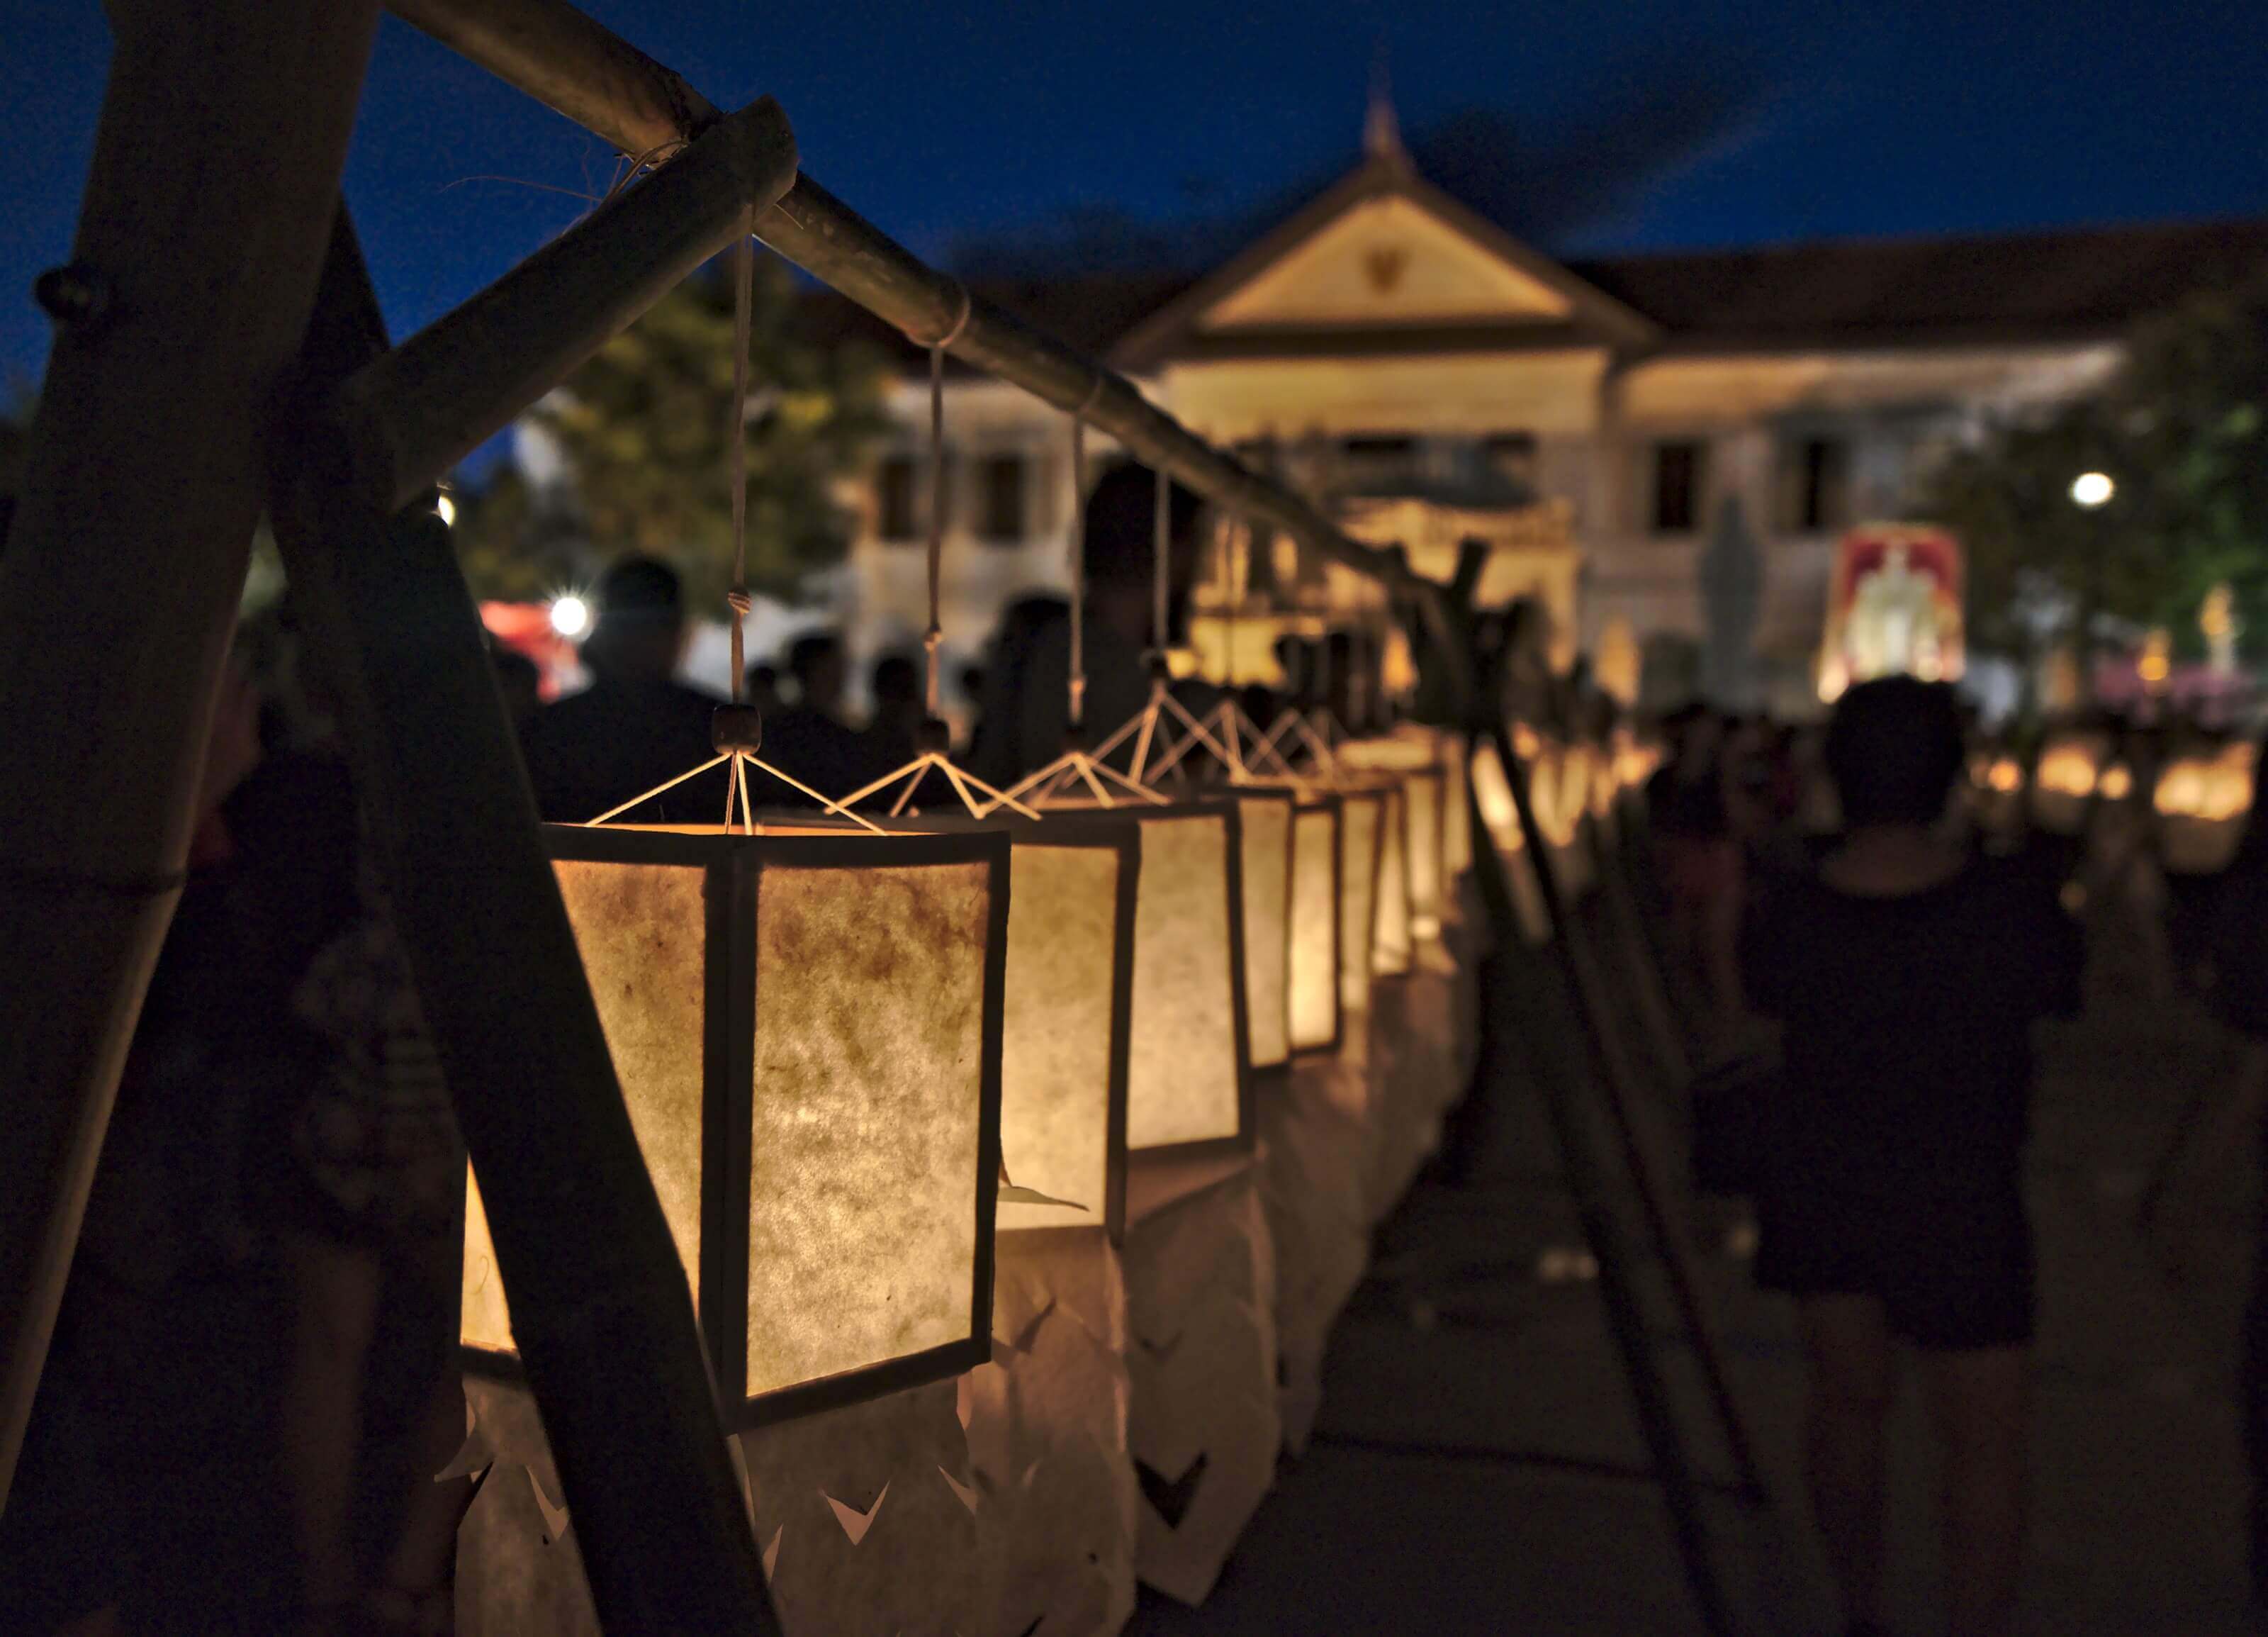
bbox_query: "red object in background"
[480,602,580,700]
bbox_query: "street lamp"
[2070,471,2115,703]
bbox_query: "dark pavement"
[1129,927,2264,1635]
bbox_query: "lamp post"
[2071,470,2114,703]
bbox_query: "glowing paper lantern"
[1336,788,1383,1009]
[2031,731,2109,837]
[1030,798,1254,1157]
[1336,735,1450,942]
[1286,793,1342,1054]
[2155,741,2257,875]
[462,827,1009,1425]
[1234,790,1296,1074]
[1371,781,1413,976]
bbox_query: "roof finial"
[1365,40,1406,167]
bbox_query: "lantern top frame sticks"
[461,823,1011,1430]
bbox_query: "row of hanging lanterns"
[460,255,1484,1429]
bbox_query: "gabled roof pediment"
[1203,192,1575,328]
[1113,154,1658,369]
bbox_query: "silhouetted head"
[870,651,920,708]
[787,631,847,716]
[1826,676,1966,829]
[583,555,685,683]
[1082,461,1206,647]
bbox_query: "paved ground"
[1129,924,2265,1636]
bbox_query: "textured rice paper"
[462,860,708,1354]
[1336,790,1382,1012]
[997,842,1125,1233]
[1262,1068,1373,1452]
[968,1234,1138,1637]
[454,1379,600,1637]
[1122,1163,1281,1604]
[1373,783,1413,976]
[747,859,992,1396]
[1235,793,1293,1070]
[739,1379,982,1636]
[1127,811,1243,1149]
[1401,769,1447,942]
[1286,802,1340,1053]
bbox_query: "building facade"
[819,111,2266,716]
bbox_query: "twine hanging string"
[1066,380,1104,732]
[919,286,972,721]
[725,211,755,703]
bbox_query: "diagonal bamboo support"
[270,201,787,1628]
[0,0,384,1511]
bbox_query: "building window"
[976,454,1027,544]
[1778,436,1852,534]
[1651,440,1707,534]
[1339,434,1418,493]
[876,454,919,542]
[1482,432,1538,493]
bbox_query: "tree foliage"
[1923,276,2268,659]
[452,252,890,610]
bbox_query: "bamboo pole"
[338,95,796,511]
[271,116,799,1631]
[379,0,1473,700]
[0,0,383,1510]
[268,459,783,1634]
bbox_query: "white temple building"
[801,101,2267,715]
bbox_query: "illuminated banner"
[1819,523,1965,699]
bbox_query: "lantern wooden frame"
[462,825,1011,1429]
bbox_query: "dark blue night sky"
[4,0,2266,391]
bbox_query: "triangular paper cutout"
[938,1465,982,1516]
[526,1465,570,1546]
[823,1482,889,1546]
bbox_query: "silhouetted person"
[1004,462,1205,780]
[863,650,924,775]
[762,630,868,803]
[488,641,542,734]
[1741,677,2081,1637]
[520,556,722,823]
[746,660,785,718]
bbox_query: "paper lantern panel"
[1287,793,1342,1054]
[1234,790,1296,1073]
[1336,788,1383,1010]
[461,827,1008,1426]
[1034,798,1255,1158]
[889,812,1138,1242]
[1372,782,1413,976]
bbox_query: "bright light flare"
[2070,471,2114,508]
[434,493,457,527]
[549,594,591,638]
